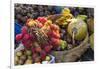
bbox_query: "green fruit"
[67,19,87,40]
[90,34,94,50]
[87,17,94,34]
[16,51,23,57]
[26,50,32,56]
[60,40,68,50]
[45,56,51,61]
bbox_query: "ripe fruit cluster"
[15,49,52,65]
[15,17,61,65]
[15,6,94,64]
[15,4,58,25]
[15,50,33,65]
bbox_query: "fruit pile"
[15,49,52,65]
[15,16,65,65]
[15,4,62,25]
[15,4,94,65]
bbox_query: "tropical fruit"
[90,34,94,50]
[67,19,87,40]
[87,17,94,34]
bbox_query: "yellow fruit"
[62,8,70,15]
[27,56,32,60]
[18,59,24,65]
[16,51,23,57]
[45,56,51,61]
[14,56,19,62]
[67,19,87,40]
[90,34,94,50]
[26,50,32,56]
[87,17,94,34]
[25,59,33,64]
[27,19,37,27]
[14,56,19,65]
[20,55,26,61]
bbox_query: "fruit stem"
[72,31,75,46]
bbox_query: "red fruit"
[50,38,60,46]
[50,24,59,30]
[31,47,36,53]
[37,17,47,24]
[40,50,46,61]
[29,34,35,41]
[35,46,42,53]
[22,40,32,49]
[16,34,23,41]
[47,31,60,39]
[34,56,41,63]
[37,23,43,28]
[44,45,51,53]
[21,26,28,34]
[23,34,30,40]
[32,53,39,60]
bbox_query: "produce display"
[15,4,94,65]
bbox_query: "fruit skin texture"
[20,55,27,61]
[50,24,59,31]
[60,40,68,50]
[40,50,47,61]
[26,19,37,27]
[26,50,32,56]
[21,26,28,34]
[44,45,51,53]
[23,34,30,40]
[90,34,94,50]
[35,46,42,53]
[25,59,33,64]
[50,38,60,46]
[15,56,19,63]
[18,59,24,65]
[37,17,47,24]
[45,56,51,61]
[67,19,87,40]
[87,17,94,34]
[16,51,23,57]
[22,40,33,49]
[48,31,60,39]
[16,34,23,41]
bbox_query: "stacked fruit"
[15,49,52,65]
[55,8,73,27]
[15,4,61,25]
[15,6,94,63]
[15,17,61,65]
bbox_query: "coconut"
[67,19,87,40]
